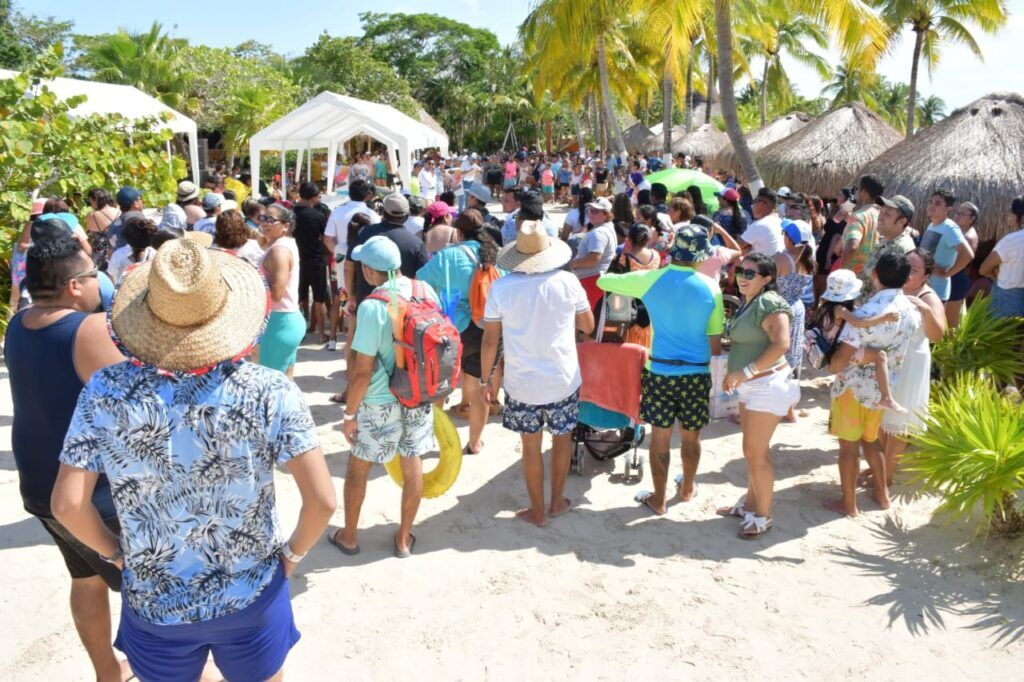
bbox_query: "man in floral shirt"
[51,239,336,682]
[827,251,921,518]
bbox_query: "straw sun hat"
[496,220,571,274]
[109,238,269,373]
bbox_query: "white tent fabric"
[0,70,200,183]
[249,91,449,196]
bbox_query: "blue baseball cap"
[669,225,711,263]
[116,186,142,208]
[781,219,803,246]
[351,235,401,272]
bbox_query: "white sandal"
[738,512,773,539]
[716,495,746,517]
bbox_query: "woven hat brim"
[110,251,269,373]
[496,238,572,274]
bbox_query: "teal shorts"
[258,310,305,373]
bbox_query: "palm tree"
[643,0,704,154]
[822,58,879,108]
[873,0,1008,137]
[736,0,831,127]
[916,94,946,127]
[869,77,910,130]
[715,0,887,189]
[81,22,195,113]
[221,84,290,170]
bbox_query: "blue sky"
[32,0,1023,113]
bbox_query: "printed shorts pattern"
[503,389,580,435]
[639,370,712,431]
[352,402,434,464]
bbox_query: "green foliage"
[292,33,419,116]
[905,374,1024,537]
[932,295,1024,385]
[0,45,184,255]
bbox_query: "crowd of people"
[7,143,1024,680]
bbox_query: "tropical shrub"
[932,295,1024,385]
[904,374,1024,537]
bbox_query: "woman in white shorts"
[719,253,797,539]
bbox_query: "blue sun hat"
[669,225,711,263]
[351,235,401,272]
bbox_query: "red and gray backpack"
[367,280,462,407]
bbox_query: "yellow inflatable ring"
[383,405,462,498]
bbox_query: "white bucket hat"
[822,268,864,302]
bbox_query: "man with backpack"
[330,236,447,558]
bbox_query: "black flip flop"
[463,442,483,455]
[326,527,360,555]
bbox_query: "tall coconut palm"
[716,0,886,188]
[873,0,1008,137]
[916,94,946,127]
[643,0,704,154]
[822,58,879,107]
[736,0,831,127]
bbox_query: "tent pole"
[307,143,312,183]
[295,148,303,184]
[280,147,287,196]
[326,141,337,194]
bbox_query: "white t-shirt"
[108,245,156,282]
[576,222,617,278]
[325,201,380,255]
[484,269,590,405]
[563,208,582,234]
[419,170,438,200]
[741,213,786,256]
[404,215,425,235]
[193,216,217,235]
[462,162,481,183]
[993,230,1024,289]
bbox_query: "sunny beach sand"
[1,201,1022,679]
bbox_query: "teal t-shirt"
[416,241,480,333]
[351,277,440,404]
[920,219,966,300]
[597,264,724,376]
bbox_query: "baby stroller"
[571,295,648,481]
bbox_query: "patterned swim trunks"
[639,370,711,431]
[352,402,434,464]
[503,389,580,436]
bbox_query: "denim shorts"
[503,389,580,435]
[115,562,298,682]
[352,401,434,464]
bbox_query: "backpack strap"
[457,244,479,266]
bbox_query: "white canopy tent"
[249,91,449,196]
[0,70,200,183]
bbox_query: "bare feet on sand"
[549,498,573,517]
[516,508,548,527]
[824,498,858,517]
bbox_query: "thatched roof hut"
[672,123,729,159]
[622,122,654,153]
[858,93,1024,241]
[416,107,448,137]
[715,112,813,172]
[643,125,686,154]
[756,102,901,197]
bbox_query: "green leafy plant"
[932,295,1024,385]
[904,374,1024,537]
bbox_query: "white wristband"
[343,413,357,422]
[282,544,306,563]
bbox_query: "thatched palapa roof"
[715,112,813,172]
[621,122,654,153]
[672,123,729,159]
[643,124,686,154]
[756,102,901,197]
[858,93,1024,241]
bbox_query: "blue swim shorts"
[115,563,299,682]
[503,389,580,436]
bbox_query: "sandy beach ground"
[1,200,1022,680]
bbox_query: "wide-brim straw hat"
[109,238,269,374]
[496,220,571,274]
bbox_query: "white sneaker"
[326,340,337,351]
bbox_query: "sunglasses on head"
[257,215,282,224]
[65,267,99,285]
[737,267,763,281]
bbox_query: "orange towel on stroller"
[577,341,649,422]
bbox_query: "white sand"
[1,202,1022,679]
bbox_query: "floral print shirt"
[830,288,921,407]
[59,360,318,625]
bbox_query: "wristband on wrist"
[742,364,756,379]
[282,544,306,564]
[343,412,357,422]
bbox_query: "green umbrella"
[645,168,724,212]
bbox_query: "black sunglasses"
[737,267,763,281]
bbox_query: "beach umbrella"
[857,93,1024,241]
[645,168,724,211]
